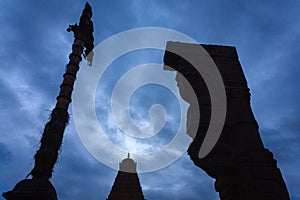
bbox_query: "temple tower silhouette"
[107,154,145,200]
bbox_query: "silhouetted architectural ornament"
[3,3,94,200]
[107,154,145,200]
[164,42,290,200]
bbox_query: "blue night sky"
[0,0,300,199]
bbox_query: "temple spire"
[107,155,145,200]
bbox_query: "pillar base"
[2,179,57,200]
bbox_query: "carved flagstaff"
[3,3,94,200]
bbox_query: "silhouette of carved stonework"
[164,42,290,200]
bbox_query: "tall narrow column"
[3,3,94,200]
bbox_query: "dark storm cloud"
[0,143,12,164]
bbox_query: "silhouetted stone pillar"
[107,154,145,200]
[2,3,94,200]
[164,42,290,200]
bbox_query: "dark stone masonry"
[164,41,290,200]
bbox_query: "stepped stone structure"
[107,154,145,200]
[163,41,290,200]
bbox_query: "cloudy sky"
[0,0,299,199]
